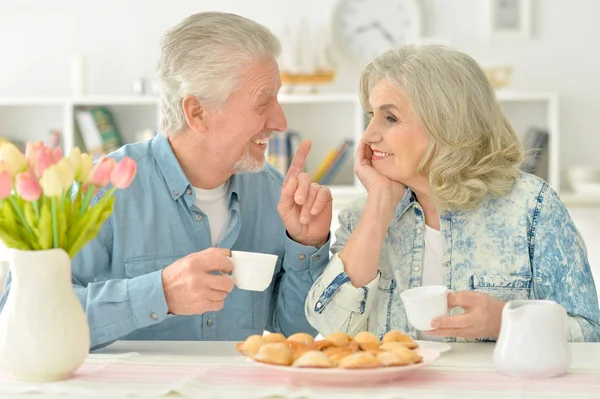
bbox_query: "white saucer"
[415,340,452,353]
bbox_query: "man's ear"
[181,95,208,134]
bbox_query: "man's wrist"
[288,232,329,249]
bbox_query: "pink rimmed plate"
[248,346,440,386]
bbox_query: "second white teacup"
[230,251,278,292]
[400,285,451,331]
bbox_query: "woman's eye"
[386,115,397,123]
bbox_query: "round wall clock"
[331,0,422,64]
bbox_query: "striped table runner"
[0,354,598,398]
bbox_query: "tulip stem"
[8,195,34,239]
[80,184,96,218]
[51,197,58,248]
[62,186,71,211]
[32,200,40,220]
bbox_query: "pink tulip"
[0,169,12,199]
[110,157,137,189]
[90,157,116,187]
[25,141,44,169]
[15,171,42,201]
[53,147,63,163]
[34,147,55,178]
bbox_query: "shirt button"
[298,254,306,260]
[315,302,323,310]
[173,190,179,197]
[413,266,421,272]
[444,261,450,267]
[195,214,203,221]
[186,188,192,195]
[444,224,449,229]
[206,319,213,327]
[150,312,158,321]
[313,255,320,261]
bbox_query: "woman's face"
[363,79,430,193]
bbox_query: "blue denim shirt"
[306,172,600,342]
[0,134,330,349]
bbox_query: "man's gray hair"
[157,12,281,135]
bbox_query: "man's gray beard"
[233,150,266,173]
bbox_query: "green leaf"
[2,201,19,235]
[67,196,115,258]
[69,189,83,231]
[37,203,53,250]
[0,226,31,250]
[24,202,37,230]
[23,202,42,250]
[57,209,67,248]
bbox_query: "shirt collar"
[151,133,241,204]
[395,187,416,220]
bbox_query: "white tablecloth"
[0,341,598,399]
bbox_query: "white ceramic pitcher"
[493,299,571,378]
[0,249,90,381]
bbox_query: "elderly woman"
[306,45,600,342]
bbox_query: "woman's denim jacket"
[306,172,600,342]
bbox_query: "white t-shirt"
[193,182,230,246]
[418,225,445,342]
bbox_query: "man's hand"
[427,291,505,339]
[277,140,332,248]
[161,248,234,315]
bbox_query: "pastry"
[353,331,380,351]
[344,340,361,352]
[324,347,355,365]
[377,350,412,367]
[292,351,334,368]
[311,339,336,351]
[262,333,287,344]
[252,343,293,366]
[287,332,315,346]
[381,343,423,364]
[381,330,418,349]
[235,334,266,357]
[324,332,352,347]
[285,340,311,360]
[337,352,382,369]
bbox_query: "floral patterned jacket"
[306,172,600,342]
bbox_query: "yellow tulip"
[79,153,93,184]
[56,158,75,190]
[40,165,63,197]
[67,147,82,179]
[0,142,27,177]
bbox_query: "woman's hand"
[355,139,405,206]
[427,291,505,339]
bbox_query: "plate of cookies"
[236,330,441,385]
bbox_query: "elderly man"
[1,12,333,349]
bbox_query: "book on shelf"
[267,129,302,175]
[320,140,354,185]
[312,139,354,185]
[75,107,123,159]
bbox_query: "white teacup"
[230,251,278,292]
[400,285,451,331]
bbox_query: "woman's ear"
[181,95,208,134]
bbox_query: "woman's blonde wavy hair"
[359,45,524,211]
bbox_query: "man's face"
[205,59,287,173]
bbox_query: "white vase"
[0,249,90,381]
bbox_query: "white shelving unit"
[0,91,565,205]
[496,91,560,193]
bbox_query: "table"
[0,341,598,398]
